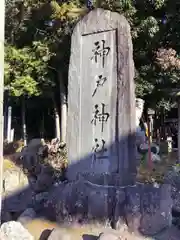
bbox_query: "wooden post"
[0,0,5,224]
[59,72,67,143]
[178,97,180,163]
[22,96,27,146]
[7,106,12,143]
[147,119,152,170]
[147,108,155,143]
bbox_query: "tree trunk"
[53,100,61,140]
[40,112,45,139]
[59,72,67,143]
[22,96,27,146]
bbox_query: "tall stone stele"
[67,8,136,185]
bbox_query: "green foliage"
[5,0,180,110]
[5,43,54,97]
[5,45,39,97]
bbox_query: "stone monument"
[67,8,136,185]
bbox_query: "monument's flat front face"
[67,9,136,184]
[80,29,117,173]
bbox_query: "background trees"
[4,0,180,141]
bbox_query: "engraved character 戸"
[92,75,107,97]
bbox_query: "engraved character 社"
[92,75,107,97]
[91,40,110,68]
[91,103,110,133]
[92,138,108,161]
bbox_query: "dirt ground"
[23,219,151,240]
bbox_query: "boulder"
[32,165,54,193]
[77,173,123,186]
[139,183,172,235]
[3,169,28,195]
[39,229,52,240]
[29,192,50,213]
[42,180,88,223]
[109,186,126,229]
[85,181,116,225]
[20,139,43,176]
[42,179,117,226]
[47,228,71,240]
[124,185,141,233]
[0,221,34,240]
[24,139,44,151]
[124,183,172,236]
[17,208,37,225]
[2,186,34,221]
[154,225,180,240]
[1,209,12,223]
[98,232,121,240]
[164,168,180,212]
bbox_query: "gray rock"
[77,173,125,186]
[3,169,28,194]
[2,187,33,214]
[124,185,141,233]
[20,139,44,185]
[114,187,126,229]
[42,179,119,225]
[17,208,36,224]
[33,166,54,193]
[154,226,180,240]
[22,139,43,153]
[139,184,172,236]
[164,169,180,212]
[43,180,88,223]
[98,232,121,240]
[172,188,180,212]
[1,205,13,223]
[43,179,121,226]
[30,192,50,213]
[47,228,71,240]
[0,221,34,240]
[85,181,116,225]
[39,229,52,240]
[164,169,180,188]
[82,234,98,240]
[124,184,172,236]
[34,191,49,202]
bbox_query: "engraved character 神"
[91,103,110,133]
[91,40,110,68]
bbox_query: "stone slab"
[67,8,136,185]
